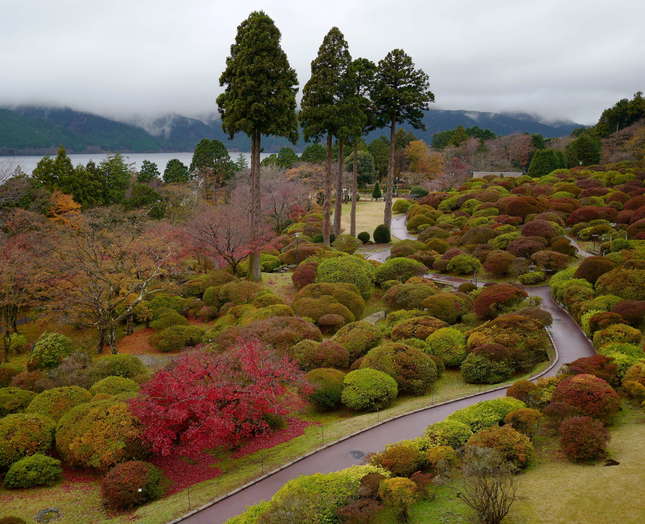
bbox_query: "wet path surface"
[178,214,593,524]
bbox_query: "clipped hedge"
[25,386,91,421]
[447,397,526,432]
[425,327,467,367]
[90,377,140,397]
[101,460,165,509]
[374,258,427,287]
[305,368,346,411]
[3,453,62,489]
[332,321,383,360]
[341,368,398,412]
[316,255,376,299]
[0,387,36,417]
[0,413,55,469]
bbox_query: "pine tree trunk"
[350,142,358,236]
[334,140,344,236]
[323,133,333,247]
[384,120,396,229]
[249,131,262,281]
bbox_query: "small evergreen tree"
[527,149,564,177]
[163,159,189,184]
[300,143,327,164]
[137,160,160,183]
[372,181,382,199]
[566,133,601,166]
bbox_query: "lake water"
[0,151,268,175]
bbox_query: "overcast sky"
[1,0,643,125]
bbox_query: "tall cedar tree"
[339,58,377,236]
[300,27,352,245]
[217,12,298,281]
[372,50,434,228]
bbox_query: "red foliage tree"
[130,340,307,456]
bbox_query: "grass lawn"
[340,198,386,237]
[395,404,645,524]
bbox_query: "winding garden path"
[177,215,594,524]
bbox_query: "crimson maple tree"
[130,339,308,456]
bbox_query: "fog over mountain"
[1,1,643,125]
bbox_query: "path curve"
[177,215,593,524]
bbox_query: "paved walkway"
[178,214,593,524]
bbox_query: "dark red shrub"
[358,472,388,498]
[498,196,542,219]
[624,194,645,210]
[588,312,624,334]
[101,460,165,509]
[483,250,516,277]
[616,209,634,224]
[559,416,609,462]
[627,217,645,239]
[472,343,514,361]
[579,187,609,198]
[549,236,576,255]
[531,250,570,272]
[9,370,53,392]
[567,206,617,225]
[521,219,559,239]
[611,300,645,327]
[549,374,620,423]
[337,498,383,523]
[567,355,619,386]
[473,284,527,320]
[574,256,617,284]
[292,261,318,290]
[507,236,548,258]
[494,214,524,226]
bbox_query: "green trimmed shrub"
[446,254,481,275]
[390,239,428,258]
[28,332,73,370]
[150,325,204,352]
[425,327,467,367]
[357,231,370,244]
[90,377,139,396]
[0,387,36,417]
[373,224,391,243]
[360,343,438,395]
[383,282,438,311]
[305,368,346,411]
[332,321,383,360]
[0,413,55,469]
[503,408,542,436]
[595,266,645,301]
[425,420,473,448]
[592,323,641,349]
[101,460,165,509]
[291,296,354,326]
[296,283,365,320]
[150,310,188,330]
[518,271,546,285]
[333,234,362,254]
[421,292,471,323]
[91,354,147,381]
[461,352,515,384]
[56,400,145,470]
[447,397,526,432]
[25,386,91,421]
[148,293,186,313]
[317,255,376,299]
[375,258,427,286]
[341,368,398,411]
[3,453,62,489]
[392,199,413,214]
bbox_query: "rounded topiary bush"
[91,354,147,382]
[391,315,447,341]
[595,266,645,301]
[0,387,36,417]
[56,400,145,470]
[341,368,398,411]
[0,413,55,469]
[461,352,515,384]
[373,224,391,244]
[25,386,91,421]
[28,332,74,370]
[574,256,617,284]
[518,271,546,285]
[0,365,20,388]
[622,361,645,400]
[292,340,350,370]
[559,416,609,462]
[305,368,346,411]
[425,420,473,448]
[592,323,641,349]
[357,231,370,244]
[316,255,376,299]
[90,376,140,397]
[375,258,427,286]
[3,453,62,489]
[361,343,438,395]
[369,441,424,477]
[548,374,620,423]
[332,234,362,254]
[447,397,526,432]
[383,282,437,311]
[425,327,467,367]
[150,325,204,352]
[296,282,365,320]
[466,425,533,470]
[150,309,188,331]
[101,460,165,509]
[421,292,471,324]
[446,254,482,275]
[473,283,528,320]
[503,408,542,436]
[291,261,318,290]
[332,321,383,360]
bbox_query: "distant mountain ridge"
[0,105,581,155]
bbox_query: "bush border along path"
[176,215,594,524]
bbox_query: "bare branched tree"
[458,448,519,524]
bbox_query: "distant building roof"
[472,171,523,178]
